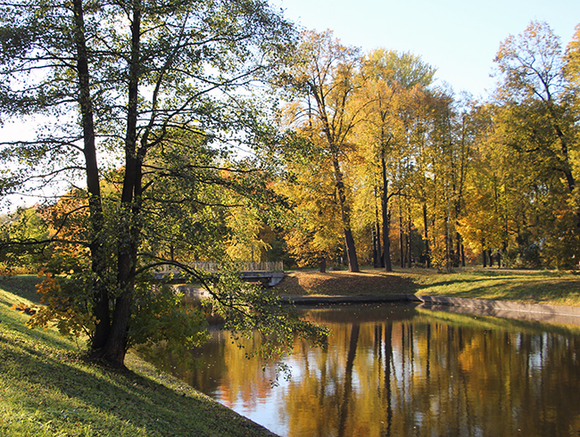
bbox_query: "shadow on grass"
[0,330,273,437]
[0,275,43,304]
[275,269,580,308]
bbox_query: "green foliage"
[0,0,308,367]
[199,264,328,367]
[129,280,210,368]
[27,269,213,361]
[488,21,580,268]
[0,206,49,271]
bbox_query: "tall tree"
[356,49,435,271]
[281,30,362,272]
[0,0,326,367]
[493,21,580,267]
[495,20,576,193]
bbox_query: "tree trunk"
[454,233,465,267]
[482,240,487,267]
[72,0,110,350]
[407,205,412,267]
[319,257,327,273]
[422,202,430,268]
[94,2,143,367]
[331,156,359,272]
[373,193,383,268]
[399,199,404,268]
[372,225,381,268]
[343,229,359,272]
[381,156,392,272]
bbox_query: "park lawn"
[0,275,275,437]
[278,267,580,307]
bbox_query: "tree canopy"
[266,20,580,272]
[0,0,327,368]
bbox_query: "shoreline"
[281,294,580,326]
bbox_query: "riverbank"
[0,275,276,437]
[4,269,580,436]
[276,267,580,307]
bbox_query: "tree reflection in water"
[152,304,580,437]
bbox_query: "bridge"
[153,261,285,287]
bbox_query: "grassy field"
[0,275,275,437]
[277,267,580,307]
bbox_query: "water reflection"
[158,304,580,437]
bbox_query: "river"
[152,303,580,436]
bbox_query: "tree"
[281,30,362,272]
[495,21,576,193]
[275,137,345,271]
[355,49,436,271]
[493,21,580,267]
[0,0,326,367]
[565,24,580,97]
[0,205,49,271]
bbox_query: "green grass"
[0,277,276,437]
[279,267,580,307]
[0,274,44,304]
[408,269,580,306]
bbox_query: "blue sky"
[272,0,580,97]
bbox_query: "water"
[158,303,580,436]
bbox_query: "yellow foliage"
[26,269,96,338]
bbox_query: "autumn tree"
[274,135,345,271]
[355,49,436,271]
[281,30,362,272]
[493,21,580,267]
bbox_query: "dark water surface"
[161,303,580,436]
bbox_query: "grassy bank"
[277,267,580,307]
[0,275,275,437]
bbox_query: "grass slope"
[278,267,580,307]
[0,275,276,437]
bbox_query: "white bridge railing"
[155,261,284,274]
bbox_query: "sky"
[271,0,580,98]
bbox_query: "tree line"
[273,21,580,273]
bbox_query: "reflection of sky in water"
[210,359,290,436]
[227,388,289,437]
